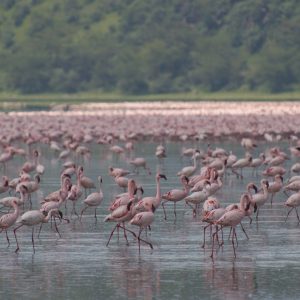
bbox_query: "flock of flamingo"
[1,103,300,259]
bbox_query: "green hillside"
[0,0,300,95]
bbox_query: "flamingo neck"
[154,177,161,207]
[12,202,20,218]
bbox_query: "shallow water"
[1,139,300,300]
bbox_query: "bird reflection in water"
[205,261,255,300]
[109,248,161,300]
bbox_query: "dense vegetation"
[0,0,300,95]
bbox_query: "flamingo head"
[158,174,167,180]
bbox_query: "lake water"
[0,139,299,300]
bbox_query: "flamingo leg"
[220,225,224,246]
[270,193,274,207]
[94,208,97,222]
[162,201,167,220]
[73,202,79,218]
[210,226,222,259]
[173,202,177,219]
[5,229,10,245]
[80,205,88,221]
[285,207,294,222]
[106,224,118,247]
[295,208,300,224]
[118,224,137,239]
[121,222,129,245]
[14,224,23,253]
[248,216,253,224]
[202,224,210,248]
[256,208,260,221]
[137,228,153,251]
[228,227,233,240]
[240,223,249,240]
[54,218,61,238]
[232,228,237,258]
[32,227,35,253]
[37,223,43,238]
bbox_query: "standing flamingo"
[267,174,283,206]
[134,173,167,212]
[14,208,63,253]
[129,157,151,175]
[80,176,104,221]
[211,193,252,258]
[104,179,137,246]
[249,180,269,221]
[284,191,300,223]
[162,175,190,220]
[130,204,156,252]
[0,200,20,245]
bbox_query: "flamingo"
[42,175,72,203]
[14,208,63,253]
[250,153,265,175]
[231,154,252,179]
[33,150,45,175]
[67,166,83,217]
[262,166,286,177]
[104,179,137,246]
[109,180,139,211]
[184,184,210,217]
[80,176,104,221]
[39,190,69,238]
[267,174,283,206]
[284,180,300,193]
[0,200,20,245]
[155,145,166,164]
[249,180,269,221]
[130,204,156,252]
[129,157,151,175]
[291,163,300,173]
[0,184,28,210]
[0,176,9,194]
[162,175,190,220]
[134,173,167,213]
[284,191,300,223]
[19,174,40,208]
[211,193,252,258]
[0,148,14,171]
[177,151,200,177]
[202,206,226,248]
[79,166,96,197]
[114,175,129,191]
[241,138,257,153]
[108,167,131,178]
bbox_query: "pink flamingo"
[267,174,283,206]
[80,176,104,221]
[0,200,20,245]
[134,173,167,212]
[130,204,156,252]
[129,157,151,175]
[284,191,300,223]
[0,176,9,194]
[211,193,252,258]
[14,208,63,253]
[104,179,137,246]
[249,180,269,221]
[162,175,190,220]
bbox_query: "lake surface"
[0,139,299,300]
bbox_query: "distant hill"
[0,0,300,94]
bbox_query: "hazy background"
[0,0,299,96]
